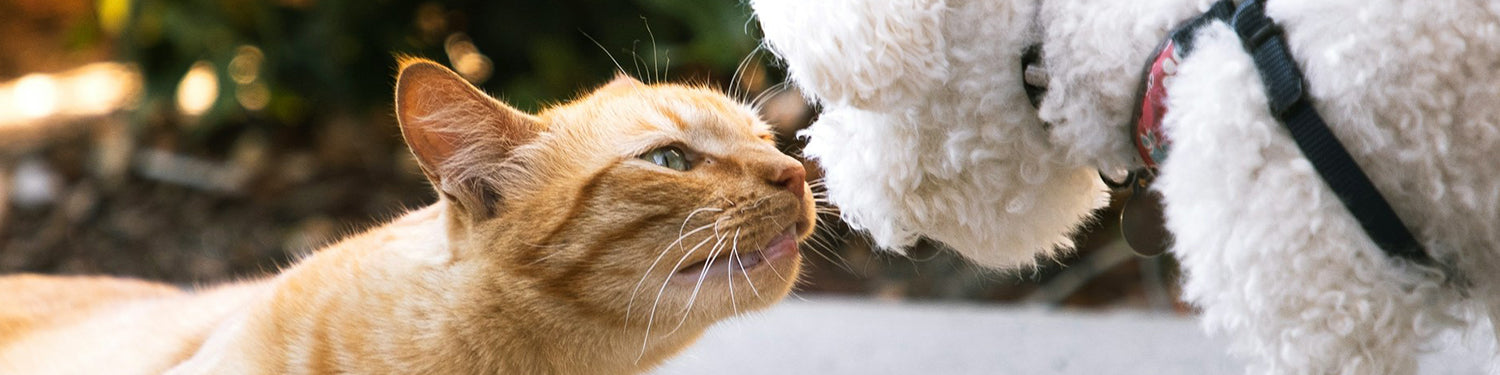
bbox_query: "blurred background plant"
[0,0,1183,311]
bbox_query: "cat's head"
[393,58,813,338]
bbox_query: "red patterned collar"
[1133,40,1181,170]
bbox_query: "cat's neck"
[171,203,696,374]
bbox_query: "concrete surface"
[653,298,1493,374]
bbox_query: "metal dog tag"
[1121,187,1171,257]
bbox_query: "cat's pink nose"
[769,162,806,200]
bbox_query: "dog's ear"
[753,0,949,109]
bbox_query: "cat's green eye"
[641,146,692,171]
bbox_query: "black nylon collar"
[1136,0,1431,263]
[1027,0,1431,263]
[1227,0,1430,263]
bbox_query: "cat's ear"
[394,58,540,215]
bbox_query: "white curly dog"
[751,0,1500,373]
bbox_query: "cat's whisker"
[711,214,728,238]
[630,204,723,309]
[668,231,731,336]
[630,39,644,80]
[726,232,739,315]
[809,228,841,249]
[518,238,578,267]
[642,215,725,316]
[728,46,766,102]
[580,31,628,77]
[762,254,791,284]
[729,53,749,101]
[679,207,724,235]
[627,39,656,87]
[638,232,717,361]
[743,195,774,212]
[768,215,785,228]
[523,245,571,267]
[749,81,790,113]
[789,291,810,302]
[642,16,660,83]
[731,228,760,298]
[805,235,854,274]
[809,234,858,274]
[630,220,715,301]
[626,221,716,325]
[756,211,840,279]
[747,80,779,110]
[812,217,842,242]
[761,233,793,283]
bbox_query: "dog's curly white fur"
[753,0,1500,373]
[756,0,1107,267]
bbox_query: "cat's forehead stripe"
[570,86,769,158]
[657,105,689,131]
[655,96,759,134]
[659,100,751,152]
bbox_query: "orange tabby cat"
[0,58,814,374]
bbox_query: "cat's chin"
[670,227,799,283]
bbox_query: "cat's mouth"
[671,227,799,281]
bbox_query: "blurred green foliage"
[117,0,763,131]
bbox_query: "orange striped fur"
[0,59,814,374]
